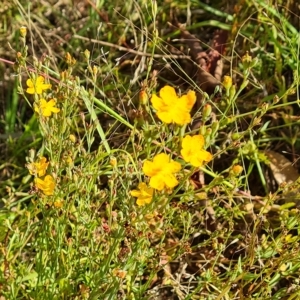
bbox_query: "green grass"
[1,0,300,299]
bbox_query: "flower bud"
[93,65,98,77]
[239,80,249,92]
[65,52,76,66]
[152,0,157,17]
[73,173,78,183]
[222,76,232,90]
[196,192,207,200]
[211,121,219,136]
[66,156,73,165]
[110,157,117,167]
[84,49,90,61]
[231,133,241,141]
[199,126,206,136]
[229,84,236,99]
[60,70,67,81]
[242,52,252,65]
[139,90,148,105]
[230,165,243,176]
[69,134,77,143]
[273,95,280,104]
[19,26,27,38]
[202,104,212,120]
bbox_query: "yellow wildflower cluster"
[131,85,214,207]
[26,75,60,117]
[25,71,212,205]
[27,157,56,196]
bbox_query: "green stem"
[200,167,235,189]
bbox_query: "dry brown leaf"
[265,150,300,203]
[265,150,299,184]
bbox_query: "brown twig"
[0,57,61,85]
[73,34,191,60]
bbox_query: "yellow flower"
[242,52,252,64]
[26,76,52,94]
[27,156,49,177]
[112,268,127,279]
[53,199,64,208]
[230,165,243,176]
[151,85,196,125]
[143,153,181,191]
[130,182,154,206]
[34,175,56,196]
[181,135,213,167]
[34,98,60,117]
[222,76,232,90]
[19,26,27,38]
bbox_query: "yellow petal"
[48,99,60,113]
[39,98,48,107]
[143,196,152,204]
[184,150,212,167]
[130,189,141,197]
[137,182,147,192]
[186,90,196,109]
[164,160,181,173]
[177,95,191,110]
[159,85,177,105]
[191,135,205,149]
[26,78,34,88]
[180,147,191,163]
[43,189,54,196]
[40,157,47,164]
[44,175,55,185]
[36,76,45,84]
[41,83,52,90]
[35,177,46,190]
[51,107,60,113]
[131,182,153,206]
[151,94,166,111]
[136,195,152,206]
[156,111,173,124]
[26,88,35,94]
[163,173,179,189]
[136,198,146,206]
[35,175,55,195]
[153,153,170,165]
[177,91,196,111]
[43,109,52,117]
[189,155,203,167]
[171,110,191,125]
[138,182,153,195]
[47,99,56,106]
[143,161,157,177]
[199,149,213,162]
[182,135,192,149]
[149,175,165,191]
